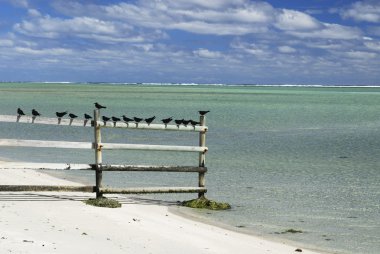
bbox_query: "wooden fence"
[0,110,208,198]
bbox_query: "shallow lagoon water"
[0,83,379,254]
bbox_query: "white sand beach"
[0,163,323,254]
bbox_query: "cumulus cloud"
[275,9,321,31]
[2,0,379,84]
[364,41,380,51]
[278,45,296,53]
[12,15,156,43]
[231,40,270,56]
[28,9,41,17]
[15,16,121,38]
[0,39,14,47]
[340,1,380,23]
[14,46,73,56]
[193,48,222,58]
[54,0,275,36]
[345,50,377,59]
[288,23,362,40]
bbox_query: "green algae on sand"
[182,197,231,210]
[84,197,122,208]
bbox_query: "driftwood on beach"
[0,110,209,198]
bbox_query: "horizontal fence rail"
[0,185,95,192]
[0,139,94,149]
[0,162,207,173]
[0,139,207,153]
[100,187,207,194]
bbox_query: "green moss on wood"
[181,197,231,210]
[84,197,121,208]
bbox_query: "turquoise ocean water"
[0,83,379,254]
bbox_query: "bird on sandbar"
[56,111,68,118]
[102,116,110,126]
[69,113,78,119]
[161,117,173,126]
[94,102,106,109]
[198,110,210,116]
[32,109,41,117]
[144,116,156,126]
[84,113,92,120]
[17,108,25,116]
[133,117,143,123]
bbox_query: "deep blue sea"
[0,83,379,254]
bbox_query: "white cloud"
[14,47,73,56]
[15,16,120,37]
[54,0,274,36]
[171,21,267,35]
[288,23,362,40]
[13,15,148,43]
[0,39,14,47]
[364,41,380,51]
[231,40,270,56]
[193,48,222,58]
[157,0,247,10]
[28,9,41,17]
[345,50,377,59]
[275,9,321,31]
[278,45,296,53]
[340,1,380,23]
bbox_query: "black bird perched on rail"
[182,119,191,127]
[112,116,121,127]
[68,113,77,126]
[32,109,40,117]
[102,116,110,126]
[174,119,184,127]
[83,113,92,126]
[144,116,156,126]
[17,108,25,116]
[69,113,78,119]
[161,117,172,127]
[133,116,143,127]
[122,115,133,123]
[94,102,106,109]
[56,111,67,118]
[31,109,40,123]
[84,113,92,120]
[198,110,210,116]
[189,120,200,128]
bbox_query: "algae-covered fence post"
[0,111,208,198]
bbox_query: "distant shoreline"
[1,81,379,88]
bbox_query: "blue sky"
[0,0,379,85]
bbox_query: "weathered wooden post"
[94,109,103,198]
[198,115,206,198]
